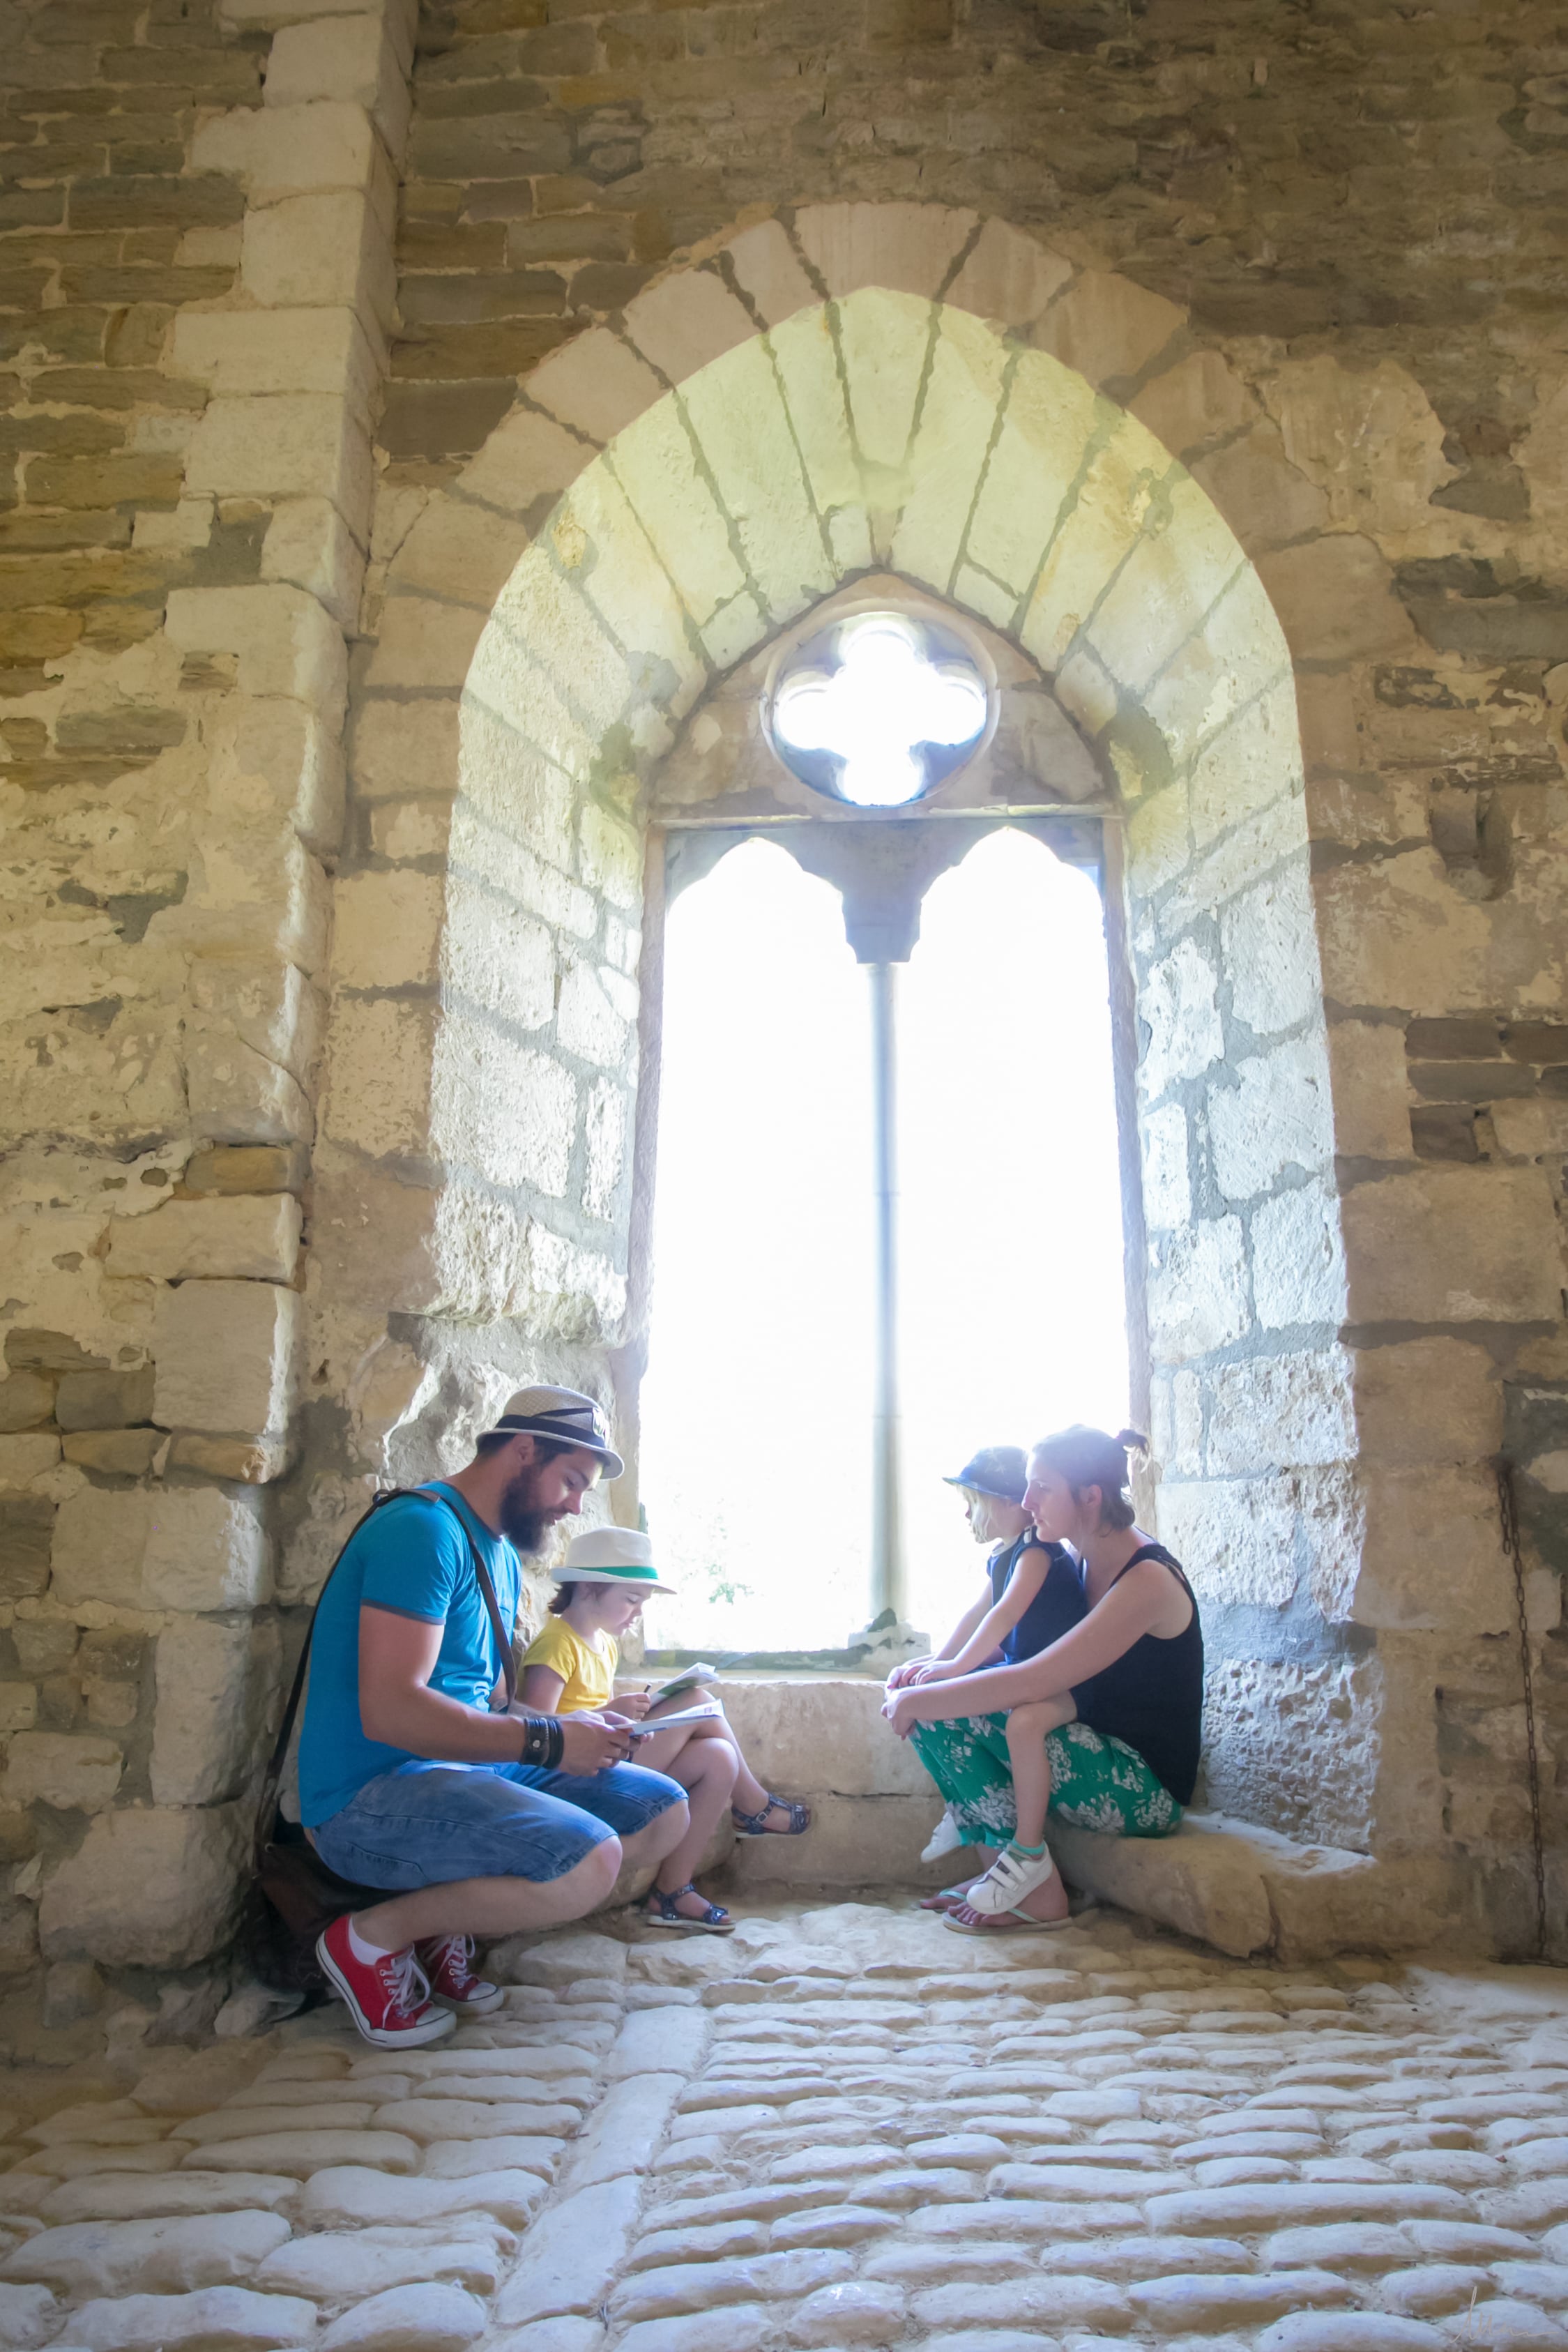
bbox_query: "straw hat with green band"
[556,1526,678,1598]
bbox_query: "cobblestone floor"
[1,1899,1567,2352]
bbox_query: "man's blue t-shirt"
[298,1484,522,1828]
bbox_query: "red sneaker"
[315,1916,456,2048]
[416,1932,506,2015]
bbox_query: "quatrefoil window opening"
[768,612,992,808]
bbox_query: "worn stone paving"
[1,1900,1567,2352]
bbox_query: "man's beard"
[498,1465,558,1554]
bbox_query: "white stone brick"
[39,1803,245,1968]
[166,586,347,725]
[1209,1031,1334,1204]
[171,308,381,420]
[241,190,395,331]
[624,269,755,385]
[257,2236,499,2299]
[106,1196,301,1284]
[185,395,373,539]
[151,1620,262,1807]
[945,216,1074,330]
[1251,1181,1348,1331]
[69,2286,317,2352]
[0,2285,57,2350]
[722,218,817,326]
[319,2283,487,2352]
[193,99,379,199]
[0,1734,122,1814]
[265,13,411,153]
[1033,268,1185,385]
[153,1282,299,1439]
[366,598,486,692]
[263,498,365,631]
[526,330,662,446]
[2,2212,289,2298]
[1141,1101,1192,1230]
[351,695,459,800]
[1148,1215,1250,1359]
[494,2178,642,2324]
[795,200,975,297]
[1139,935,1224,1098]
[333,870,444,990]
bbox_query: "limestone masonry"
[1,0,1568,2024]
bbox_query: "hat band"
[563,1563,663,1583]
[495,1410,610,1448]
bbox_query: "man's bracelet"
[519,1715,564,1770]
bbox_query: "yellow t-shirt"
[522,1616,618,1714]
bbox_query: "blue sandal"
[645,1883,733,1934]
[731,1794,812,1837]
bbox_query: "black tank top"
[1070,1542,1204,1806]
[989,1533,1088,1664]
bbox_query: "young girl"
[889,1445,1086,1875]
[520,1526,811,1934]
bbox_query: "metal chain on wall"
[1498,1459,1549,1961]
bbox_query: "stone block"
[494,2176,643,2324]
[172,306,381,419]
[323,998,436,1160]
[1350,1340,1503,1468]
[526,329,662,447]
[1342,1167,1562,1325]
[1131,349,1258,457]
[186,395,373,541]
[1221,865,1323,1042]
[366,597,486,692]
[69,2286,316,2352]
[241,190,395,332]
[151,1620,261,1807]
[394,500,529,610]
[0,2285,56,2350]
[40,1801,244,1966]
[331,870,444,991]
[715,1678,930,1799]
[0,1374,52,1434]
[166,586,347,727]
[262,498,365,630]
[193,98,378,200]
[1192,424,1332,554]
[1256,533,1418,664]
[351,695,458,801]
[721,218,819,328]
[1210,1033,1334,1204]
[153,1283,299,1439]
[0,1434,61,1482]
[794,200,975,298]
[319,2282,488,2352]
[623,268,754,385]
[1325,1022,1413,1160]
[214,699,346,861]
[1251,1182,1347,1332]
[1349,1464,1514,1634]
[145,1489,271,1611]
[54,1367,154,1432]
[1139,935,1224,1098]
[0,1733,122,1813]
[722,1792,951,1890]
[106,1198,301,1284]
[3,2211,290,2298]
[945,216,1073,331]
[1147,1216,1249,1360]
[446,875,555,1034]
[265,12,411,153]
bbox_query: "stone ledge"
[1046,1809,1464,1964]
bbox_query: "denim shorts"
[310,1758,685,1891]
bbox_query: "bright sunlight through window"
[639,828,1128,1657]
[770,612,989,807]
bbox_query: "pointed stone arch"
[314,202,1493,1883]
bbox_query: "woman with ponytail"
[883,1425,1202,1934]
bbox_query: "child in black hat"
[888,1445,1086,1867]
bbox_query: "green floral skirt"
[909,1710,1182,1846]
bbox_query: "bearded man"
[297,1387,687,2048]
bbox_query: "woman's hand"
[882,1686,928,1740]
[907,1659,961,1686]
[885,1657,933,1691]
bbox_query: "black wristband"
[519,1715,565,1770]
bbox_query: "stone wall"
[0,0,1566,2025]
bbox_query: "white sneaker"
[961,1842,1058,1918]
[921,1809,965,1864]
